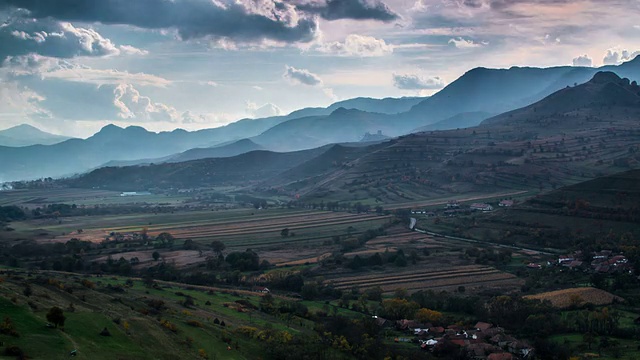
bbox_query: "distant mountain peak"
[591,71,622,84]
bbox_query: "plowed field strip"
[333,269,501,289]
[156,216,391,238]
[325,265,487,284]
[108,211,359,232]
[379,275,520,293]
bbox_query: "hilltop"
[0,124,72,147]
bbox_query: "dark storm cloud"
[295,0,398,22]
[0,0,318,43]
[0,16,122,62]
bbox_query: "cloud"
[246,101,282,118]
[0,0,318,45]
[3,55,171,87]
[318,34,393,57]
[113,84,179,122]
[45,68,171,87]
[295,0,398,22]
[0,16,145,62]
[448,37,485,49]
[283,65,323,86]
[572,54,592,67]
[603,48,640,65]
[0,80,50,119]
[392,74,445,90]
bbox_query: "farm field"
[0,188,195,208]
[524,287,624,308]
[324,264,523,294]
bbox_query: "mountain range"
[2,57,640,182]
[69,72,640,202]
[0,124,72,147]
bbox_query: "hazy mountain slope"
[68,146,333,191]
[166,139,264,163]
[0,124,72,147]
[481,71,640,131]
[327,96,425,114]
[252,108,398,151]
[260,72,640,202]
[100,139,264,168]
[406,57,640,128]
[413,112,493,132]
[68,72,640,198]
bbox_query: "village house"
[446,200,460,209]
[557,255,575,265]
[252,286,270,294]
[498,200,514,207]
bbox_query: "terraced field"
[326,265,522,294]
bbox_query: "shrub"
[4,345,23,357]
[0,317,20,337]
[160,319,178,333]
[186,320,203,328]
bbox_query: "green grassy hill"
[0,271,299,360]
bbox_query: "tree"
[381,298,419,320]
[46,307,65,328]
[280,228,290,238]
[183,239,196,250]
[152,251,160,261]
[156,232,175,247]
[210,241,226,256]
[416,308,443,324]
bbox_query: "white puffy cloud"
[246,101,283,118]
[283,65,323,86]
[392,73,445,90]
[318,34,393,57]
[572,54,592,67]
[113,84,180,122]
[603,48,640,65]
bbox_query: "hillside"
[326,96,425,114]
[413,112,493,132]
[425,169,640,254]
[68,72,640,201]
[68,146,333,191]
[406,57,640,128]
[251,108,398,151]
[260,72,640,202]
[0,124,72,147]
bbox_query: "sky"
[0,0,639,138]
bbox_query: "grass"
[549,333,640,360]
[0,270,315,360]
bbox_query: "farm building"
[470,203,493,212]
[498,200,514,207]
